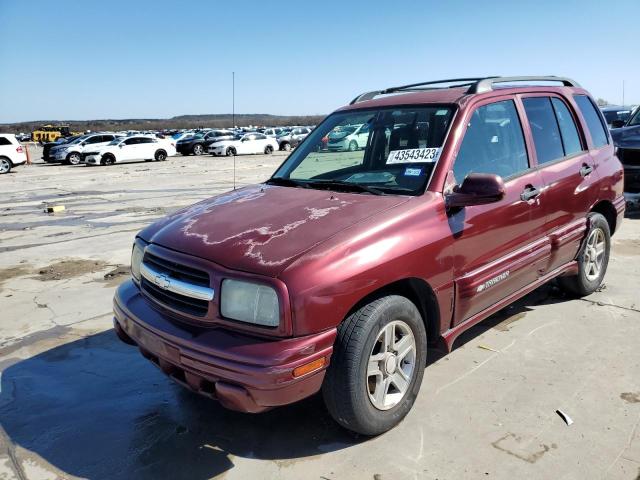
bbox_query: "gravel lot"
[1,146,639,480]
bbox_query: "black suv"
[610,106,640,194]
[176,130,235,156]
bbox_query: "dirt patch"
[34,259,108,281]
[621,392,640,404]
[101,265,131,287]
[613,239,640,257]
[0,266,30,290]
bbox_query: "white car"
[49,133,124,165]
[262,127,285,138]
[208,133,279,156]
[0,134,28,174]
[327,123,370,151]
[82,136,176,166]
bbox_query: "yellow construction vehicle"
[31,125,82,143]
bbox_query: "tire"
[348,140,358,151]
[0,157,12,174]
[322,295,427,436]
[264,145,274,155]
[281,142,291,152]
[192,144,204,155]
[226,147,236,156]
[558,212,610,296]
[102,154,115,166]
[154,149,167,161]
[66,152,82,165]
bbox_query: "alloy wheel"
[367,320,417,410]
[584,227,606,281]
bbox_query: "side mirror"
[81,142,87,146]
[611,119,626,128]
[446,173,506,208]
[118,144,124,148]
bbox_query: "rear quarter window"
[0,137,13,146]
[574,95,609,148]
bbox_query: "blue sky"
[0,0,638,123]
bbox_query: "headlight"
[130,240,145,282]
[220,279,279,327]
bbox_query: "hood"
[139,184,410,277]
[611,124,640,149]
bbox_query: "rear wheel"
[0,157,12,174]
[558,212,610,296]
[67,152,82,165]
[154,149,167,161]
[281,142,291,152]
[322,295,427,436]
[192,144,204,155]
[264,145,274,155]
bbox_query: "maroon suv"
[114,76,625,435]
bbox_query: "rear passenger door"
[520,94,599,273]
[449,98,548,325]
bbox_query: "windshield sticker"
[387,147,441,164]
[435,109,449,116]
[404,167,423,176]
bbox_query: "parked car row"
[174,126,314,156]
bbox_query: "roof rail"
[468,76,581,94]
[349,76,581,104]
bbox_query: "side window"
[574,95,609,148]
[138,137,154,144]
[522,97,564,165]
[551,98,582,156]
[124,138,138,145]
[453,100,529,182]
[0,137,12,146]
[255,134,267,140]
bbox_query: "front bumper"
[113,280,335,413]
[83,155,101,165]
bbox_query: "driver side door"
[449,97,548,325]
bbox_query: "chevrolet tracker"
[114,76,625,435]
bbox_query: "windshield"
[108,138,122,146]
[603,109,632,124]
[628,107,640,126]
[69,135,89,144]
[271,106,455,195]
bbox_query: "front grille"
[144,252,210,286]
[619,148,640,167]
[141,252,211,317]
[141,278,209,317]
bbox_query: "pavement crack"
[578,298,640,314]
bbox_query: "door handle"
[520,185,540,201]
[580,164,593,177]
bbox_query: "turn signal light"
[292,357,326,378]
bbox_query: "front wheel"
[348,140,358,151]
[264,145,273,155]
[101,154,115,166]
[192,144,204,155]
[558,212,610,296]
[322,295,427,436]
[281,142,291,152]
[154,149,167,161]
[226,147,236,156]
[67,152,82,165]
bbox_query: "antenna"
[232,71,236,191]
[622,79,625,106]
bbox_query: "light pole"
[232,71,236,190]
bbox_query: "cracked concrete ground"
[0,146,639,480]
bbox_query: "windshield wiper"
[265,177,311,189]
[304,179,386,195]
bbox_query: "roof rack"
[349,76,581,104]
